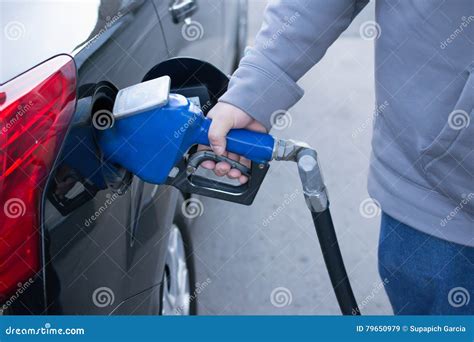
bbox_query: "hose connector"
[272,139,310,162]
[273,139,329,213]
[297,149,329,213]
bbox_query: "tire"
[159,192,197,315]
[175,194,198,315]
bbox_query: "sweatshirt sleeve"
[219,0,369,131]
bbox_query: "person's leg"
[378,212,473,315]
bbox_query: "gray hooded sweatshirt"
[220,0,474,246]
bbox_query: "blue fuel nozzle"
[95,76,275,187]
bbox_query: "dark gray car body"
[1,0,246,314]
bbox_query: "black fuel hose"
[311,209,360,315]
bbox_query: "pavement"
[190,1,393,315]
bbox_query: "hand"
[198,102,267,184]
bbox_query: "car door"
[153,0,242,75]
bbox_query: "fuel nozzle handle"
[196,119,275,164]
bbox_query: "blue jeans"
[378,213,473,315]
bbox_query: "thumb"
[208,115,234,156]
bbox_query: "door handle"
[169,0,198,24]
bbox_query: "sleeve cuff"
[219,48,304,131]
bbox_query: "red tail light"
[0,55,76,298]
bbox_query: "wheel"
[160,191,198,315]
[160,223,194,315]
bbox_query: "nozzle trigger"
[186,151,251,177]
[165,150,269,206]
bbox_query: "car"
[0,0,248,315]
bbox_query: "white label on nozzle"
[112,76,171,120]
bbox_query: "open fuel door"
[142,57,229,115]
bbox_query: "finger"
[229,154,252,179]
[213,151,230,177]
[237,157,251,183]
[197,144,211,151]
[227,168,242,179]
[240,156,251,168]
[208,116,234,156]
[215,161,231,177]
[225,152,243,179]
[227,152,240,161]
[247,120,268,133]
[239,175,249,184]
[201,160,216,170]
[196,144,215,169]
